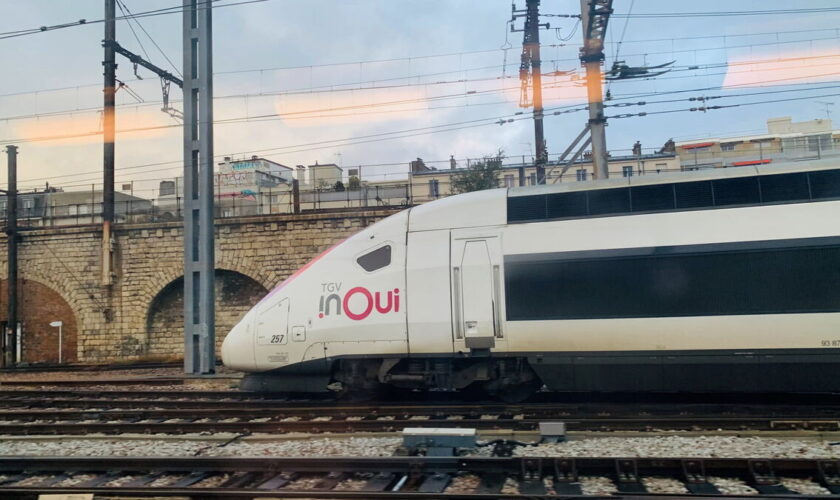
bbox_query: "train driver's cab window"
[357,245,391,272]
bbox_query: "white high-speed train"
[222,160,840,400]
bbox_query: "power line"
[0,0,269,40]
[605,27,840,45]
[3,103,584,188]
[115,0,150,62]
[6,47,840,124]
[609,7,840,18]
[6,81,838,190]
[608,91,840,119]
[116,0,183,78]
[3,27,837,100]
[3,64,840,144]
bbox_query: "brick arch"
[0,277,79,364]
[214,257,274,291]
[10,268,87,325]
[143,269,268,358]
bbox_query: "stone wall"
[0,207,401,364]
[146,270,268,357]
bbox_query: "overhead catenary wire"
[0,0,269,40]
[115,0,150,62]
[608,7,840,18]
[607,91,840,119]
[4,56,840,128]
[5,80,838,190]
[3,67,840,148]
[2,27,837,104]
[5,24,839,100]
[115,0,183,79]
[5,47,840,125]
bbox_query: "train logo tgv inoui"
[222,160,840,400]
[318,283,401,321]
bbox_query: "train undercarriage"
[240,357,543,402]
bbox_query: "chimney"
[450,155,456,169]
[223,156,231,161]
[251,155,258,160]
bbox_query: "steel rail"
[0,456,838,498]
[2,394,840,434]
[0,415,838,435]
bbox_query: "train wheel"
[333,359,384,401]
[483,360,543,403]
[495,377,542,403]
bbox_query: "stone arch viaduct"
[0,208,400,363]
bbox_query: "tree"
[348,175,361,190]
[334,180,345,192]
[450,150,505,194]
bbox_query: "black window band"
[504,238,840,320]
[507,168,840,223]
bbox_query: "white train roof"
[508,157,840,198]
[408,188,506,232]
[407,158,839,232]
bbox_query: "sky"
[1,0,839,199]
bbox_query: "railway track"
[1,391,839,434]
[1,456,838,498]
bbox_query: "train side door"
[253,297,291,366]
[451,230,505,353]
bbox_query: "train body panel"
[223,160,840,396]
[405,229,453,355]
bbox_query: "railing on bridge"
[0,184,412,228]
[1,142,836,228]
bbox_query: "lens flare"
[723,48,840,89]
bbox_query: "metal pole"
[103,0,116,223]
[580,0,610,179]
[523,0,547,184]
[4,146,18,368]
[292,179,300,214]
[58,325,62,365]
[183,0,215,374]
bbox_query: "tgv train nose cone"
[221,320,256,371]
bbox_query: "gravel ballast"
[1,434,838,459]
[513,435,840,459]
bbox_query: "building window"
[159,180,176,196]
[528,173,537,185]
[622,166,634,178]
[721,143,736,152]
[23,199,34,209]
[0,201,6,212]
[576,169,588,181]
[655,163,667,173]
[504,175,515,188]
[78,204,90,215]
[428,179,440,198]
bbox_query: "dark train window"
[506,168,840,223]
[759,173,810,203]
[713,176,761,206]
[810,169,840,199]
[674,181,713,209]
[507,194,546,222]
[357,245,391,272]
[630,183,675,212]
[547,191,588,218]
[588,188,631,215]
[505,240,840,320]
